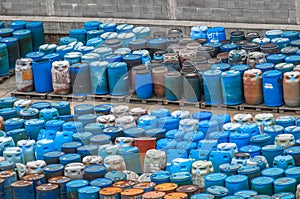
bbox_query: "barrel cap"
[142,191,166,198]
[11,180,33,187]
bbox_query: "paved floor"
[1,75,295,119]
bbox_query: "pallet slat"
[239,103,278,113]
[47,92,86,102]
[87,94,129,102]
[11,90,49,100]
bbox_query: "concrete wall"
[1,0,299,25]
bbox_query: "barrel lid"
[121,188,144,196]
[78,186,101,194]
[99,22,117,28]
[271,192,295,199]
[31,101,51,110]
[148,37,168,44]
[240,145,261,153]
[7,128,25,136]
[22,173,45,182]
[164,192,188,199]
[89,178,112,187]
[59,153,81,161]
[281,31,299,37]
[0,108,17,115]
[12,29,31,36]
[44,164,64,172]
[291,39,300,46]
[151,171,170,180]
[105,170,127,182]
[203,69,222,77]
[275,63,294,69]
[105,54,122,61]
[267,54,286,60]
[101,32,118,39]
[155,183,178,191]
[211,63,230,70]
[26,21,43,28]
[235,190,258,198]
[285,55,300,62]
[170,172,192,181]
[66,179,89,188]
[262,144,283,151]
[0,161,15,170]
[230,64,249,71]
[0,28,13,34]
[255,63,274,70]
[250,195,271,199]
[78,113,97,120]
[285,167,300,176]
[122,54,142,61]
[77,144,98,152]
[45,119,65,127]
[0,37,18,43]
[251,134,272,143]
[221,70,241,77]
[263,125,284,132]
[69,28,86,34]
[10,20,26,26]
[20,108,39,116]
[191,193,215,199]
[260,43,277,49]
[103,126,122,133]
[84,20,101,27]
[62,141,82,149]
[274,177,296,185]
[272,37,290,44]
[36,183,59,191]
[5,117,25,125]
[94,103,113,112]
[99,187,122,195]
[285,146,300,154]
[84,164,106,174]
[133,182,156,190]
[207,186,228,196]
[44,151,65,158]
[205,173,227,181]
[113,180,138,188]
[60,36,78,44]
[238,165,260,175]
[117,32,135,39]
[11,180,33,187]
[225,174,248,183]
[262,69,282,77]
[251,176,273,185]
[262,168,284,176]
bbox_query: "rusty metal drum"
[99,187,122,199]
[283,71,300,107]
[51,61,71,95]
[121,188,144,199]
[142,191,166,199]
[243,69,263,105]
[154,183,178,193]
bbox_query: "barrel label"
[23,69,33,80]
[264,83,273,89]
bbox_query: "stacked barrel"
[0,96,298,198]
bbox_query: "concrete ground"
[1,75,296,120]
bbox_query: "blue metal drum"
[90,178,113,188]
[84,165,106,181]
[147,38,168,50]
[13,29,33,57]
[255,63,275,73]
[1,37,20,70]
[4,118,25,131]
[94,104,113,115]
[84,21,101,31]
[274,177,297,194]
[285,146,300,166]
[237,165,261,187]
[221,70,244,105]
[24,119,45,140]
[107,62,129,95]
[273,155,295,169]
[266,54,286,64]
[61,141,82,154]
[250,133,273,147]
[281,31,299,41]
[204,173,227,188]
[262,70,283,107]
[66,179,89,199]
[69,29,86,45]
[78,186,100,199]
[225,175,249,195]
[0,28,13,38]
[43,164,65,181]
[77,114,97,126]
[43,151,65,164]
[239,145,261,157]
[209,151,232,172]
[207,186,228,198]
[0,108,18,120]
[275,116,295,128]
[261,145,284,167]
[261,167,285,179]
[0,170,17,199]
[203,70,223,105]
[251,176,274,195]
[48,176,71,199]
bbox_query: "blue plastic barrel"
[262,125,284,141]
[170,172,193,186]
[19,107,38,119]
[158,117,180,132]
[59,153,81,166]
[61,141,82,154]
[229,132,251,149]
[90,178,113,188]
[151,171,170,184]
[94,104,113,115]
[84,21,101,31]
[0,37,20,70]
[192,111,213,122]
[26,51,45,60]
[251,176,274,195]
[221,70,244,105]
[99,22,117,32]
[84,164,106,180]
[89,61,109,94]
[59,37,77,46]
[255,63,275,73]
[204,173,227,188]
[24,119,45,140]
[69,29,86,45]
[221,43,238,52]
[51,101,70,115]
[225,175,249,195]
[77,114,97,126]
[272,192,295,199]
[43,151,65,164]
[230,64,249,76]
[262,70,283,107]
[70,62,91,96]
[45,120,65,131]
[56,45,73,60]
[265,30,283,40]
[12,29,32,57]
[0,28,13,38]
[274,177,297,194]
[74,104,95,115]
[281,31,299,41]
[285,146,300,166]
[32,58,53,93]
[207,27,226,42]
[107,62,129,95]
[4,118,25,131]
[86,37,104,48]
[0,108,17,120]
[10,20,26,30]
[266,54,286,64]
[147,38,169,50]
[0,43,9,76]
[271,38,290,50]
[209,151,232,172]
[132,26,151,38]
[203,70,223,105]
[275,116,295,128]
[86,30,104,41]
[66,179,89,199]
[135,69,153,99]
[26,21,45,51]
[285,167,300,185]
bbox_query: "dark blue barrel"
[221,70,244,105]
[266,54,286,64]
[69,29,86,45]
[32,58,53,93]
[59,37,77,46]
[219,164,241,176]
[12,29,32,57]
[36,183,59,199]
[239,145,261,157]
[11,181,34,199]
[43,151,65,164]
[86,30,104,40]
[285,55,300,65]
[206,26,226,42]
[285,146,300,166]
[48,176,71,199]
[158,117,180,132]
[99,22,117,32]
[26,21,45,51]
[203,70,223,105]
[61,141,82,154]
[1,37,19,70]
[86,37,104,48]
[74,104,95,115]
[107,62,130,95]
[164,71,182,101]
[24,119,45,140]
[90,178,113,188]
[84,165,106,181]
[0,97,18,109]
[19,108,39,119]
[31,101,51,110]
[26,51,45,60]
[84,21,101,31]
[0,43,9,76]
[220,43,238,52]
[170,172,193,186]
[255,63,275,73]
[59,153,81,166]
[51,101,71,115]
[262,70,283,107]
[78,186,100,199]
[135,69,153,99]
[42,164,64,181]
[225,175,249,195]
[0,108,17,120]
[10,20,26,30]
[89,61,109,94]
[4,118,25,131]
[0,28,13,38]
[66,180,89,199]
[70,62,91,96]
[76,145,98,157]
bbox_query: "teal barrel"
[0,28,13,38]
[128,38,147,50]
[32,58,53,93]
[86,30,104,40]
[221,70,244,105]
[118,146,141,174]
[0,37,20,70]
[273,177,297,194]
[135,69,153,99]
[164,71,183,101]
[69,29,87,45]
[26,51,45,61]
[262,70,284,107]
[99,22,117,32]
[10,20,26,30]
[225,175,249,195]
[13,29,32,58]
[26,21,45,51]
[271,38,290,50]
[70,62,91,96]
[117,32,136,48]
[285,167,300,184]
[64,52,82,65]
[56,45,73,60]
[0,43,9,76]
[261,145,284,166]
[51,101,71,115]
[59,37,77,46]
[181,68,201,102]
[265,30,283,40]
[251,177,274,195]
[89,61,109,94]
[84,21,101,31]
[107,62,130,96]
[203,69,223,105]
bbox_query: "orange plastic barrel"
[283,71,300,107]
[134,137,156,169]
[243,69,263,105]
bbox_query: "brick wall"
[0,0,298,24]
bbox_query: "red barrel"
[134,137,156,170]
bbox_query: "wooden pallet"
[239,103,278,113]
[47,92,86,102]
[278,106,300,114]
[0,70,15,84]
[163,99,184,106]
[126,94,164,105]
[180,100,203,108]
[11,90,49,100]
[200,101,240,110]
[87,94,129,102]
